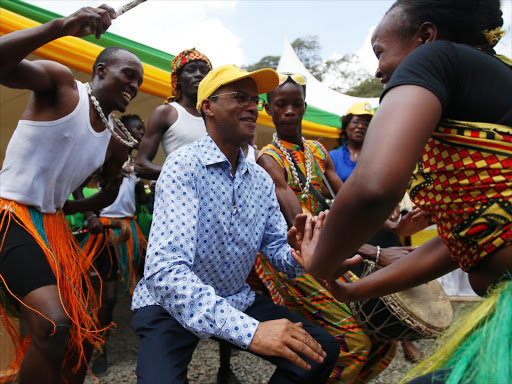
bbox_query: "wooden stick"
[115,0,147,17]
[72,220,132,245]
[72,224,118,236]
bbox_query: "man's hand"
[378,246,416,267]
[87,215,104,234]
[292,211,362,276]
[61,5,116,39]
[248,319,326,370]
[291,212,326,270]
[384,208,432,237]
[287,213,308,251]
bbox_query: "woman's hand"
[379,246,416,267]
[385,208,432,237]
[316,278,355,302]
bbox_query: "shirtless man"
[0,6,143,383]
[135,49,211,180]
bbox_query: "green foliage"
[242,35,380,95]
[242,55,280,72]
[345,78,384,98]
[291,36,323,81]
[242,36,323,80]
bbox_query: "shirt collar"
[196,135,251,176]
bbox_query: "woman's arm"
[308,85,443,280]
[326,236,458,302]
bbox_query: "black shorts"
[94,243,119,282]
[0,217,57,301]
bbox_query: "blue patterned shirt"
[132,135,303,349]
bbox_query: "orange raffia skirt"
[0,198,106,381]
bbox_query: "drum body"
[348,261,453,341]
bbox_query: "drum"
[348,261,453,341]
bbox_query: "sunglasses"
[209,91,265,111]
[351,119,370,127]
[278,73,307,86]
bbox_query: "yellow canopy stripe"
[0,8,171,98]
[0,7,338,137]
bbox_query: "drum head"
[392,280,453,332]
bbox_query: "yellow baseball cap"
[346,102,375,116]
[196,64,279,111]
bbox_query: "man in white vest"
[0,6,142,383]
[135,48,212,180]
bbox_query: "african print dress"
[252,139,396,384]
[401,54,512,384]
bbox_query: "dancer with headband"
[135,48,212,180]
[297,1,512,383]
[0,6,143,383]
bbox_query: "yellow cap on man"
[197,65,279,111]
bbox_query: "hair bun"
[474,0,503,31]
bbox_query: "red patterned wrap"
[407,119,512,271]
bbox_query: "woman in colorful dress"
[301,1,512,383]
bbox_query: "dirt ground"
[84,296,476,384]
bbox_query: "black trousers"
[132,293,339,384]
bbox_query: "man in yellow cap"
[130,65,340,384]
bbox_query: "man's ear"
[419,22,437,44]
[202,99,215,118]
[264,103,272,116]
[304,102,308,112]
[96,63,108,79]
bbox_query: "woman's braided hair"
[388,0,504,53]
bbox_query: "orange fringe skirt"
[0,199,106,381]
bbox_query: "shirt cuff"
[218,310,260,350]
[295,265,306,277]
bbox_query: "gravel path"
[85,296,476,384]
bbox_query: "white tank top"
[100,169,138,218]
[160,102,206,155]
[0,81,112,213]
[245,144,256,163]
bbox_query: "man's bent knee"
[305,332,340,381]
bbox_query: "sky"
[25,0,512,77]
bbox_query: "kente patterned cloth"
[407,119,512,271]
[164,48,212,104]
[260,139,328,215]
[251,255,396,384]
[254,140,397,383]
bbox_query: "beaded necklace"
[85,83,138,148]
[272,133,313,201]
